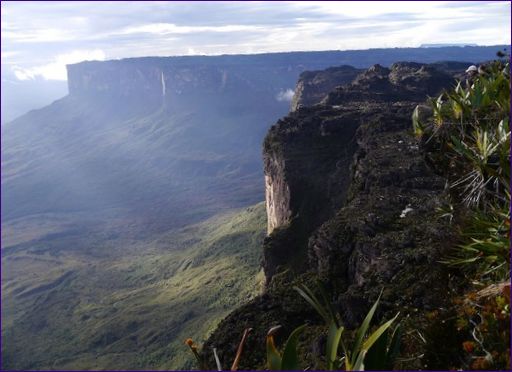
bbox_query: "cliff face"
[67,60,281,100]
[261,105,361,281]
[290,66,362,111]
[66,59,301,114]
[262,65,365,238]
[263,105,360,234]
[261,61,458,285]
[204,61,468,369]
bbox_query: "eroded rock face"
[262,107,360,233]
[262,62,461,284]
[308,102,453,313]
[264,158,291,234]
[323,62,455,105]
[204,61,468,369]
[262,105,361,282]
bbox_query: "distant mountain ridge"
[420,43,478,47]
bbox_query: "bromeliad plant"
[412,55,510,370]
[412,57,510,281]
[185,328,253,371]
[412,58,510,209]
[187,285,400,371]
[441,205,510,281]
[294,284,400,371]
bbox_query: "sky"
[1,1,511,82]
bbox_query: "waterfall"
[161,71,166,96]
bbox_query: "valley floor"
[1,203,266,370]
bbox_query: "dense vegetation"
[2,203,266,370]
[413,56,510,370]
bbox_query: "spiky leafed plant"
[185,328,253,371]
[412,57,510,280]
[412,58,510,209]
[441,204,510,281]
[294,283,400,371]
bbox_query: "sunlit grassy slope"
[1,203,266,370]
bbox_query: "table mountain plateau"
[1,46,505,370]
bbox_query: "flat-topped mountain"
[1,46,505,370]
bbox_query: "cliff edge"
[203,61,470,369]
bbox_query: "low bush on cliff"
[413,55,510,370]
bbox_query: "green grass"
[1,203,266,370]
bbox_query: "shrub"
[413,57,510,281]
[413,54,510,371]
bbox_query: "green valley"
[2,203,266,370]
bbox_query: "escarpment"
[262,61,459,285]
[203,61,469,369]
[262,105,361,281]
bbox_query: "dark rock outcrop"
[203,61,468,369]
[323,62,456,104]
[290,66,362,111]
[262,61,461,285]
[262,105,361,280]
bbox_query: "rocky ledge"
[202,61,469,369]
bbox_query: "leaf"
[326,322,344,370]
[412,105,424,137]
[352,292,382,356]
[363,326,389,370]
[294,285,331,324]
[231,328,252,371]
[365,322,402,370]
[387,323,402,365]
[266,335,282,370]
[351,349,367,371]
[361,313,400,352]
[213,348,222,371]
[281,325,306,371]
[317,282,340,327]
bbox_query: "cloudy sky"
[1,1,510,81]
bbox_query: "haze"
[1,1,511,370]
[2,1,510,122]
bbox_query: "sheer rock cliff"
[203,61,469,369]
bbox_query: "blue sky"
[1,1,510,81]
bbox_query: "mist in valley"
[1,1,510,370]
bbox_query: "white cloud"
[276,88,295,102]
[3,28,75,43]
[12,49,106,81]
[1,50,20,59]
[1,1,510,75]
[119,22,262,35]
